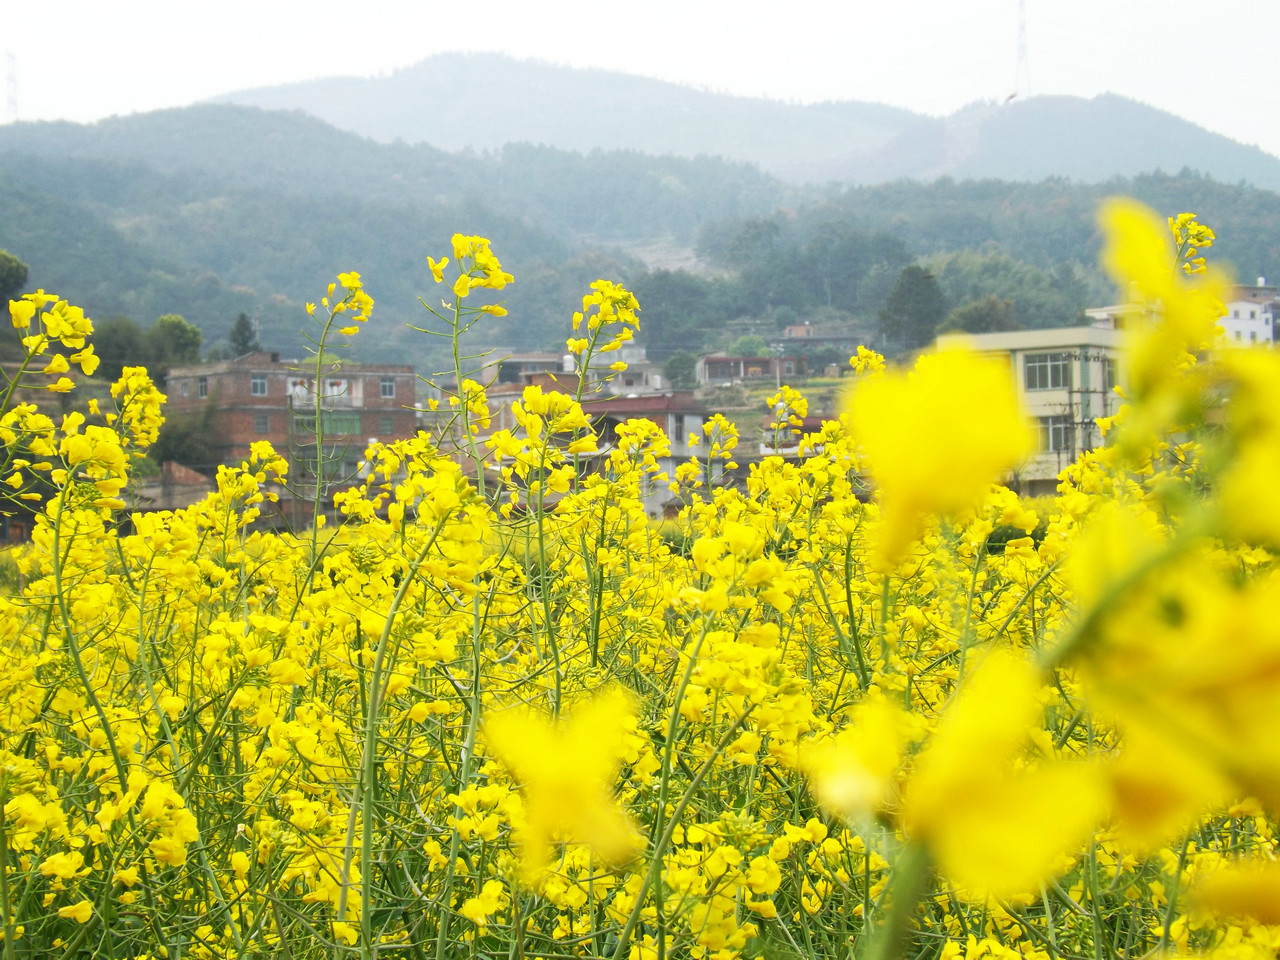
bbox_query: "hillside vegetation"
[1,103,1279,368]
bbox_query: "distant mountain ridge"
[212,53,918,178]
[0,105,788,243]
[213,53,1280,190]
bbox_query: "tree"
[939,295,1022,334]
[663,350,698,389]
[148,315,203,388]
[803,223,911,314]
[229,313,260,356]
[0,250,28,301]
[93,316,152,382]
[770,305,798,330]
[878,265,947,354]
[929,250,1087,329]
[153,406,220,473]
[729,334,768,357]
[0,252,31,360]
[807,344,846,373]
[632,270,724,361]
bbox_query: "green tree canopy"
[632,269,732,362]
[0,251,31,358]
[928,250,1088,328]
[229,312,260,355]
[663,350,698,389]
[143,314,203,387]
[878,265,947,354]
[153,407,220,473]
[93,315,151,382]
[0,250,28,301]
[940,295,1022,334]
[728,334,768,357]
[149,314,203,366]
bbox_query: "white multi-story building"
[936,323,1124,497]
[938,284,1276,495]
[1221,280,1276,346]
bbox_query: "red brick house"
[166,352,418,474]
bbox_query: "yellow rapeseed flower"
[902,652,1106,900]
[57,900,93,923]
[484,687,642,883]
[799,698,911,824]
[846,346,1033,564]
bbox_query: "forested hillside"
[0,106,788,242]
[1,104,1279,369]
[635,172,1280,360]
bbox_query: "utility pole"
[1014,0,1031,101]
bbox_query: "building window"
[1251,330,1258,342]
[380,377,395,399]
[1039,415,1074,453]
[379,414,395,434]
[197,376,208,399]
[251,375,267,397]
[179,381,189,397]
[1024,352,1071,391]
[254,414,270,434]
[671,416,685,443]
[1102,357,1117,394]
[321,411,361,435]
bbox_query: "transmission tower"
[1013,0,1031,101]
[5,52,16,123]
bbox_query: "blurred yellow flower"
[902,652,1106,900]
[799,698,909,823]
[485,687,642,883]
[1099,198,1228,402]
[847,346,1033,564]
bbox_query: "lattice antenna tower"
[5,52,16,124]
[1014,0,1031,101]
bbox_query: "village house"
[1221,279,1277,346]
[696,353,798,385]
[166,351,418,476]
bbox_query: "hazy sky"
[7,0,1280,157]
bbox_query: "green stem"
[611,702,756,960]
[335,519,445,956]
[0,776,16,960]
[1156,836,1191,955]
[435,600,485,960]
[308,305,342,568]
[861,842,930,960]
[532,446,562,715]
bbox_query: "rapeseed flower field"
[1,199,1279,960]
